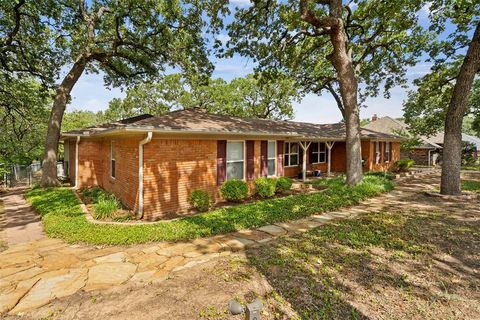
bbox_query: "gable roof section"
[364,116,441,149]
[62,109,402,141]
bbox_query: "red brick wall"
[71,136,401,220]
[73,137,139,213]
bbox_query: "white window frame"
[284,142,299,167]
[384,142,391,163]
[311,142,327,164]
[111,141,116,179]
[267,140,277,176]
[226,140,246,181]
[375,141,381,164]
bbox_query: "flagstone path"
[0,171,441,316]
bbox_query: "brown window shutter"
[277,141,284,176]
[246,140,255,181]
[217,140,227,186]
[260,140,268,177]
[308,143,314,164]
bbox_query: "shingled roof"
[62,109,402,141]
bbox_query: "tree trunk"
[440,22,480,195]
[329,1,363,185]
[41,57,88,187]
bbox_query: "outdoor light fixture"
[228,298,263,320]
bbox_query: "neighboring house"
[62,109,402,220]
[429,132,480,160]
[364,115,442,166]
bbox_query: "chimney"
[372,114,378,122]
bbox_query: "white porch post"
[299,141,311,182]
[325,141,335,176]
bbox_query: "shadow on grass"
[245,209,480,319]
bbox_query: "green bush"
[188,189,211,212]
[81,187,121,219]
[255,177,277,198]
[395,159,415,172]
[276,177,293,193]
[220,179,249,202]
[93,196,120,220]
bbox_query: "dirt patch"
[3,255,299,320]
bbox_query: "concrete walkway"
[0,171,443,316]
[0,187,45,246]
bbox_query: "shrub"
[365,171,395,181]
[220,179,249,202]
[93,195,120,220]
[255,177,277,198]
[395,159,414,172]
[276,177,293,193]
[188,189,211,212]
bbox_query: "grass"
[80,187,127,220]
[461,164,480,171]
[247,209,480,319]
[462,180,480,192]
[25,174,394,245]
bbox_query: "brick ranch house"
[62,109,402,220]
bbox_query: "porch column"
[325,141,335,176]
[299,141,311,181]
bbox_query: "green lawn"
[25,174,394,245]
[462,164,480,171]
[462,180,480,192]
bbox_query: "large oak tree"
[403,0,480,195]
[1,0,220,186]
[224,0,426,185]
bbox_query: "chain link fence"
[0,161,65,188]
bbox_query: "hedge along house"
[62,109,402,220]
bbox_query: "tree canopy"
[0,0,222,186]
[103,73,299,121]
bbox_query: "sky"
[67,1,435,124]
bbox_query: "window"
[284,142,299,167]
[311,142,327,163]
[375,141,380,164]
[226,141,245,180]
[111,141,116,178]
[384,142,391,162]
[267,141,276,176]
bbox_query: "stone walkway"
[0,187,45,246]
[0,171,438,316]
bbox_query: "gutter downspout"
[74,136,80,189]
[137,132,153,219]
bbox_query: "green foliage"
[462,141,477,165]
[220,179,249,202]
[24,176,394,245]
[276,177,293,193]
[254,177,277,198]
[81,187,121,220]
[0,77,51,165]
[94,197,120,220]
[365,171,395,181]
[63,110,103,132]
[462,180,480,192]
[103,73,299,121]
[188,189,212,212]
[394,159,415,172]
[224,0,428,111]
